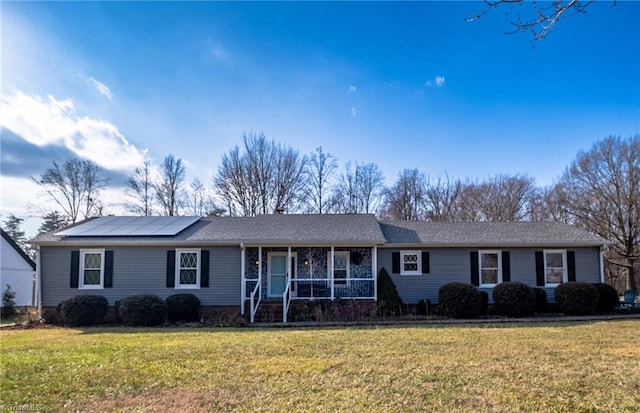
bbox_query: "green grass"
[2,320,639,412]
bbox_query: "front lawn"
[2,320,639,412]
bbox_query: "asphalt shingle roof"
[379,220,608,247]
[32,214,386,245]
[31,215,607,247]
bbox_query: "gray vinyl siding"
[40,246,241,306]
[378,247,602,304]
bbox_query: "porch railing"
[290,278,375,300]
[283,274,292,323]
[249,278,261,324]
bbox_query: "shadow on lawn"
[55,313,640,334]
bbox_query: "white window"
[328,251,350,285]
[176,249,200,289]
[80,249,104,289]
[400,251,421,275]
[479,250,502,287]
[544,250,567,286]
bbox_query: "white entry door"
[268,252,296,297]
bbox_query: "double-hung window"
[544,250,567,286]
[176,249,201,289]
[400,251,421,275]
[329,251,350,285]
[479,250,501,287]
[80,249,104,289]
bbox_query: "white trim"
[478,250,502,287]
[372,246,378,301]
[599,245,605,283]
[543,249,567,287]
[175,248,201,289]
[267,251,297,298]
[400,250,422,275]
[79,249,105,290]
[240,243,245,315]
[36,246,42,317]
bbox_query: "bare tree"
[126,158,154,216]
[424,174,465,221]
[214,132,307,216]
[556,135,639,290]
[467,0,607,42]
[332,162,385,214]
[155,154,186,216]
[33,159,108,223]
[464,174,537,221]
[304,147,338,214]
[186,178,223,216]
[383,168,427,220]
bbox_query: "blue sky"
[1,1,639,233]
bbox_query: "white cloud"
[426,75,446,87]
[0,91,146,172]
[78,74,113,99]
[347,85,357,94]
[351,106,357,116]
[87,76,113,99]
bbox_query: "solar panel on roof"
[54,216,201,237]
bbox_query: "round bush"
[438,282,481,319]
[492,282,535,317]
[166,293,201,322]
[117,294,167,326]
[592,283,619,312]
[58,295,108,326]
[416,298,431,316]
[532,287,548,313]
[478,291,489,316]
[555,282,599,316]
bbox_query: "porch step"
[247,301,285,323]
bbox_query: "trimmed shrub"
[532,288,548,313]
[438,282,481,319]
[377,267,403,316]
[555,282,599,316]
[592,283,619,312]
[479,291,489,316]
[117,294,167,326]
[492,282,535,317]
[58,295,108,326]
[166,293,201,322]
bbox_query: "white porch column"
[258,246,262,290]
[372,246,378,300]
[240,243,245,315]
[330,246,335,300]
[287,246,292,287]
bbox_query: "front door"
[268,252,296,297]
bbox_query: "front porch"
[241,246,378,323]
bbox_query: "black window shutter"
[535,251,544,286]
[502,251,511,282]
[166,250,176,288]
[421,251,430,274]
[470,251,479,286]
[200,250,210,288]
[567,251,576,282]
[104,250,114,288]
[70,250,80,288]
[392,252,400,274]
